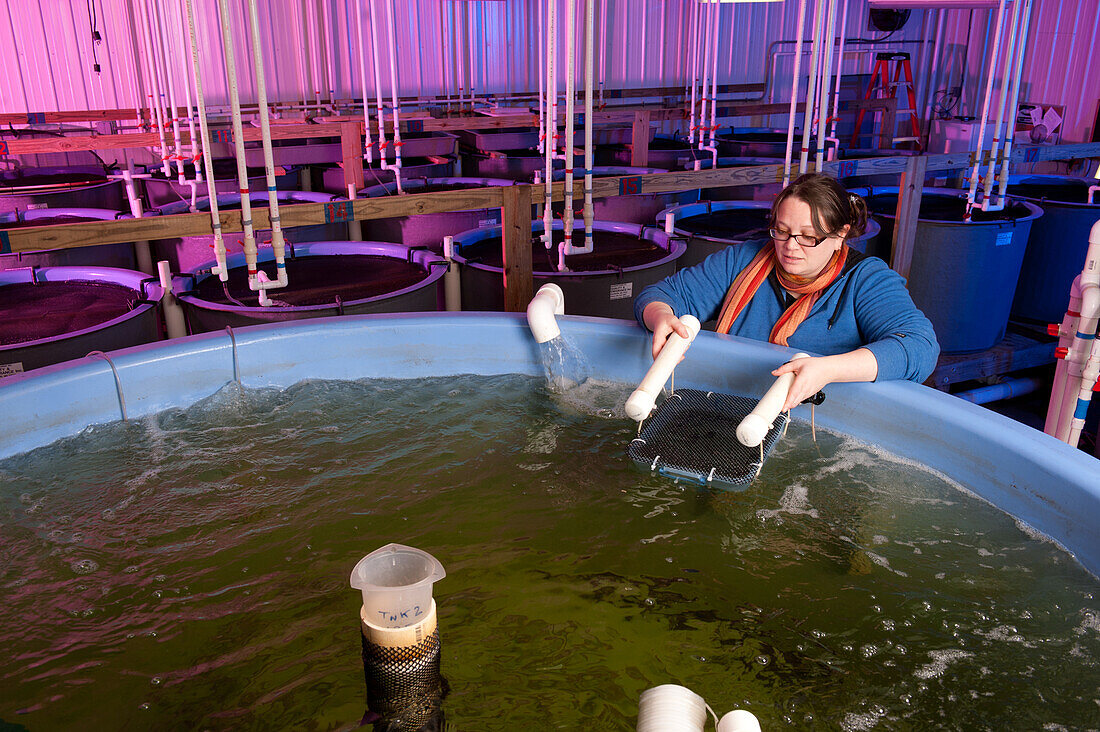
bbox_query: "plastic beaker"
[350,543,446,628]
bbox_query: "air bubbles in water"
[537,335,590,393]
[71,559,99,574]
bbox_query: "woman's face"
[772,195,849,279]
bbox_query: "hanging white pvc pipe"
[581,0,594,252]
[135,0,170,176]
[697,0,714,152]
[174,0,203,191]
[995,0,1034,206]
[598,0,607,109]
[542,0,555,254]
[688,0,700,145]
[1055,223,1100,446]
[246,0,288,300]
[369,0,392,175]
[964,0,1009,220]
[355,0,375,166]
[305,0,321,112]
[292,3,309,110]
[784,0,808,187]
[151,0,185,185]
[184,0,227,281]
[798,0,825,174]
[538,0,545,155]
[216,0,260,290]
[825,0,849,156]
[705,1,720,168]
[385,0,405,194]
[558,0,577,268]
[1045,276,1082,436]
[320,0,336,112]
[814,0,838,170]
[979,0,1022,211]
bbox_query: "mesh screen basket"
[628,388,790,488]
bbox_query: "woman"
[634,173,939,410]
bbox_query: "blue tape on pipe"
[1076,331,1096,340]
[325,201,353,223]
[1075,399,1091,420]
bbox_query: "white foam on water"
[912,649,974,680]
[756,481,819,522]
[864,550,908,577]
[524,424,560,454]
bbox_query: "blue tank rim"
[0,312,1096,576]
[450,219,686,276]
[173,241,447,314]
[0,265,164,352]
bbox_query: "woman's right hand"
[642,301,692,361]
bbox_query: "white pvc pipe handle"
[717,709,762,732]
[736,352,811,448]
[625,315,701,422]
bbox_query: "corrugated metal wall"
[0,0,1096,143]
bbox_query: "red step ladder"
[850,52,922,150]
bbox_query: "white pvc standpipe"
[980,0,1022,211]
[216,0,259,287]
[815,0,838,169]
[559,0,576,268]
[174,0,203,185]
[705,1,720,168]
[625,315,702,422]
[246,0,288,297]
[582,0,594,252]
[784,0,808,187]
[996,0,1034,205]
[384,0,404,194]
[136,0,170,176]
[688,0,700,145]
[369,0,391,173]
[538,0,545,155]
[1058,223,1100,446]
[965,0,1009,219]
[157,260,188,339]
[1044,276,1081,436]
[442,235,462,312]
[799,0,825,174]
[184,0,228,281]
[542,0,555,253]
[826,0,849,154]
[151,0,184,183]
[697,0,714,153]
[356,0,375,165]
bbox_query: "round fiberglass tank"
[174,241,446,332]
[0,208,140,271]
[660,200,881,271]
[358,177,515,250]
[0,166,124,214]
[596,135,709,171]
[866,187,1043,354]
[320,156,456,194]
[550,167,699,225]
[450,220,685,319]
[461,149,564,182]
[684,156,787,202]
[152,191,342,273]
[141,161,302,209]
[1002,175,1100,324]
[0,266,163,376]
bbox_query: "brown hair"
[770,172,868,240]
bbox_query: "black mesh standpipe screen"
[360,629,444,731]
[628,388,790,488]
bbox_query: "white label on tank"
[609,282,633,301]
[0,362,25,377]
[995,231,1013,247]
[26,203,48,210]
[478,217,499,227]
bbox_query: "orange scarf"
[715,244,849,345]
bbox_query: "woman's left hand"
[771,349,880,412]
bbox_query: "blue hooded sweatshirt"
[634,240,940,383]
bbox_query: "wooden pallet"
[928,323,1056,390]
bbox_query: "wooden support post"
[501,184,534,312]
[340,121,364,195]
[631,111,651,168]
[890,154,928,280]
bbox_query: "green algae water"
[1,374,1098,730]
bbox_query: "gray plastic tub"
[0,265,163,376]
[451,219,685,319]
[0,207,140,271]
[174,241,446,332]
[153,191,342,273]
[359,177,516,250]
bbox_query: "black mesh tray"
[628,388,790,489]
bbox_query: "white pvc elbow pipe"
[717,709,763,732]
[526,283,566,344]
[736,352,810,448]
[625,315,701,422]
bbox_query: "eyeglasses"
[768,227,835,248]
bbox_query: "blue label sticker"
[215,129,233,144]
[0,231,10,254]
[836,160,858,178]
[0,141,7,155]
[325,201,353,223]
[620,176,642,196]
[1024,147,1038,163]
[26,112,46,124]
[408,119,424,133]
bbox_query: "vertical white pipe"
[784,0,808,187]
[707,1,720,152]
[1046,277,1081,435]
[538,0,545,154]
[697,0,714,151]
[385,0,404,193]
[799,0,825,174]
[369,0,390,168]
[151,0,184,183]
[320,0,336,110]
[356,0,374,165]
[136,0,169,175]
[305,0,321,111]
[827,0,849,149]
[815,0,838,169]
[688,0,699,144]
[184,0,227,281]
[582,0,594,251]
[965,0,1008,219]
[293,3,309,109]
[215,0,259,285]
[980,0,1021,207]
[559,0,576,266]
[543,0,555,253]
[598,0,607,108]
[246,0,287,292]
[996,0,1033,204]
[175,0,201,178]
